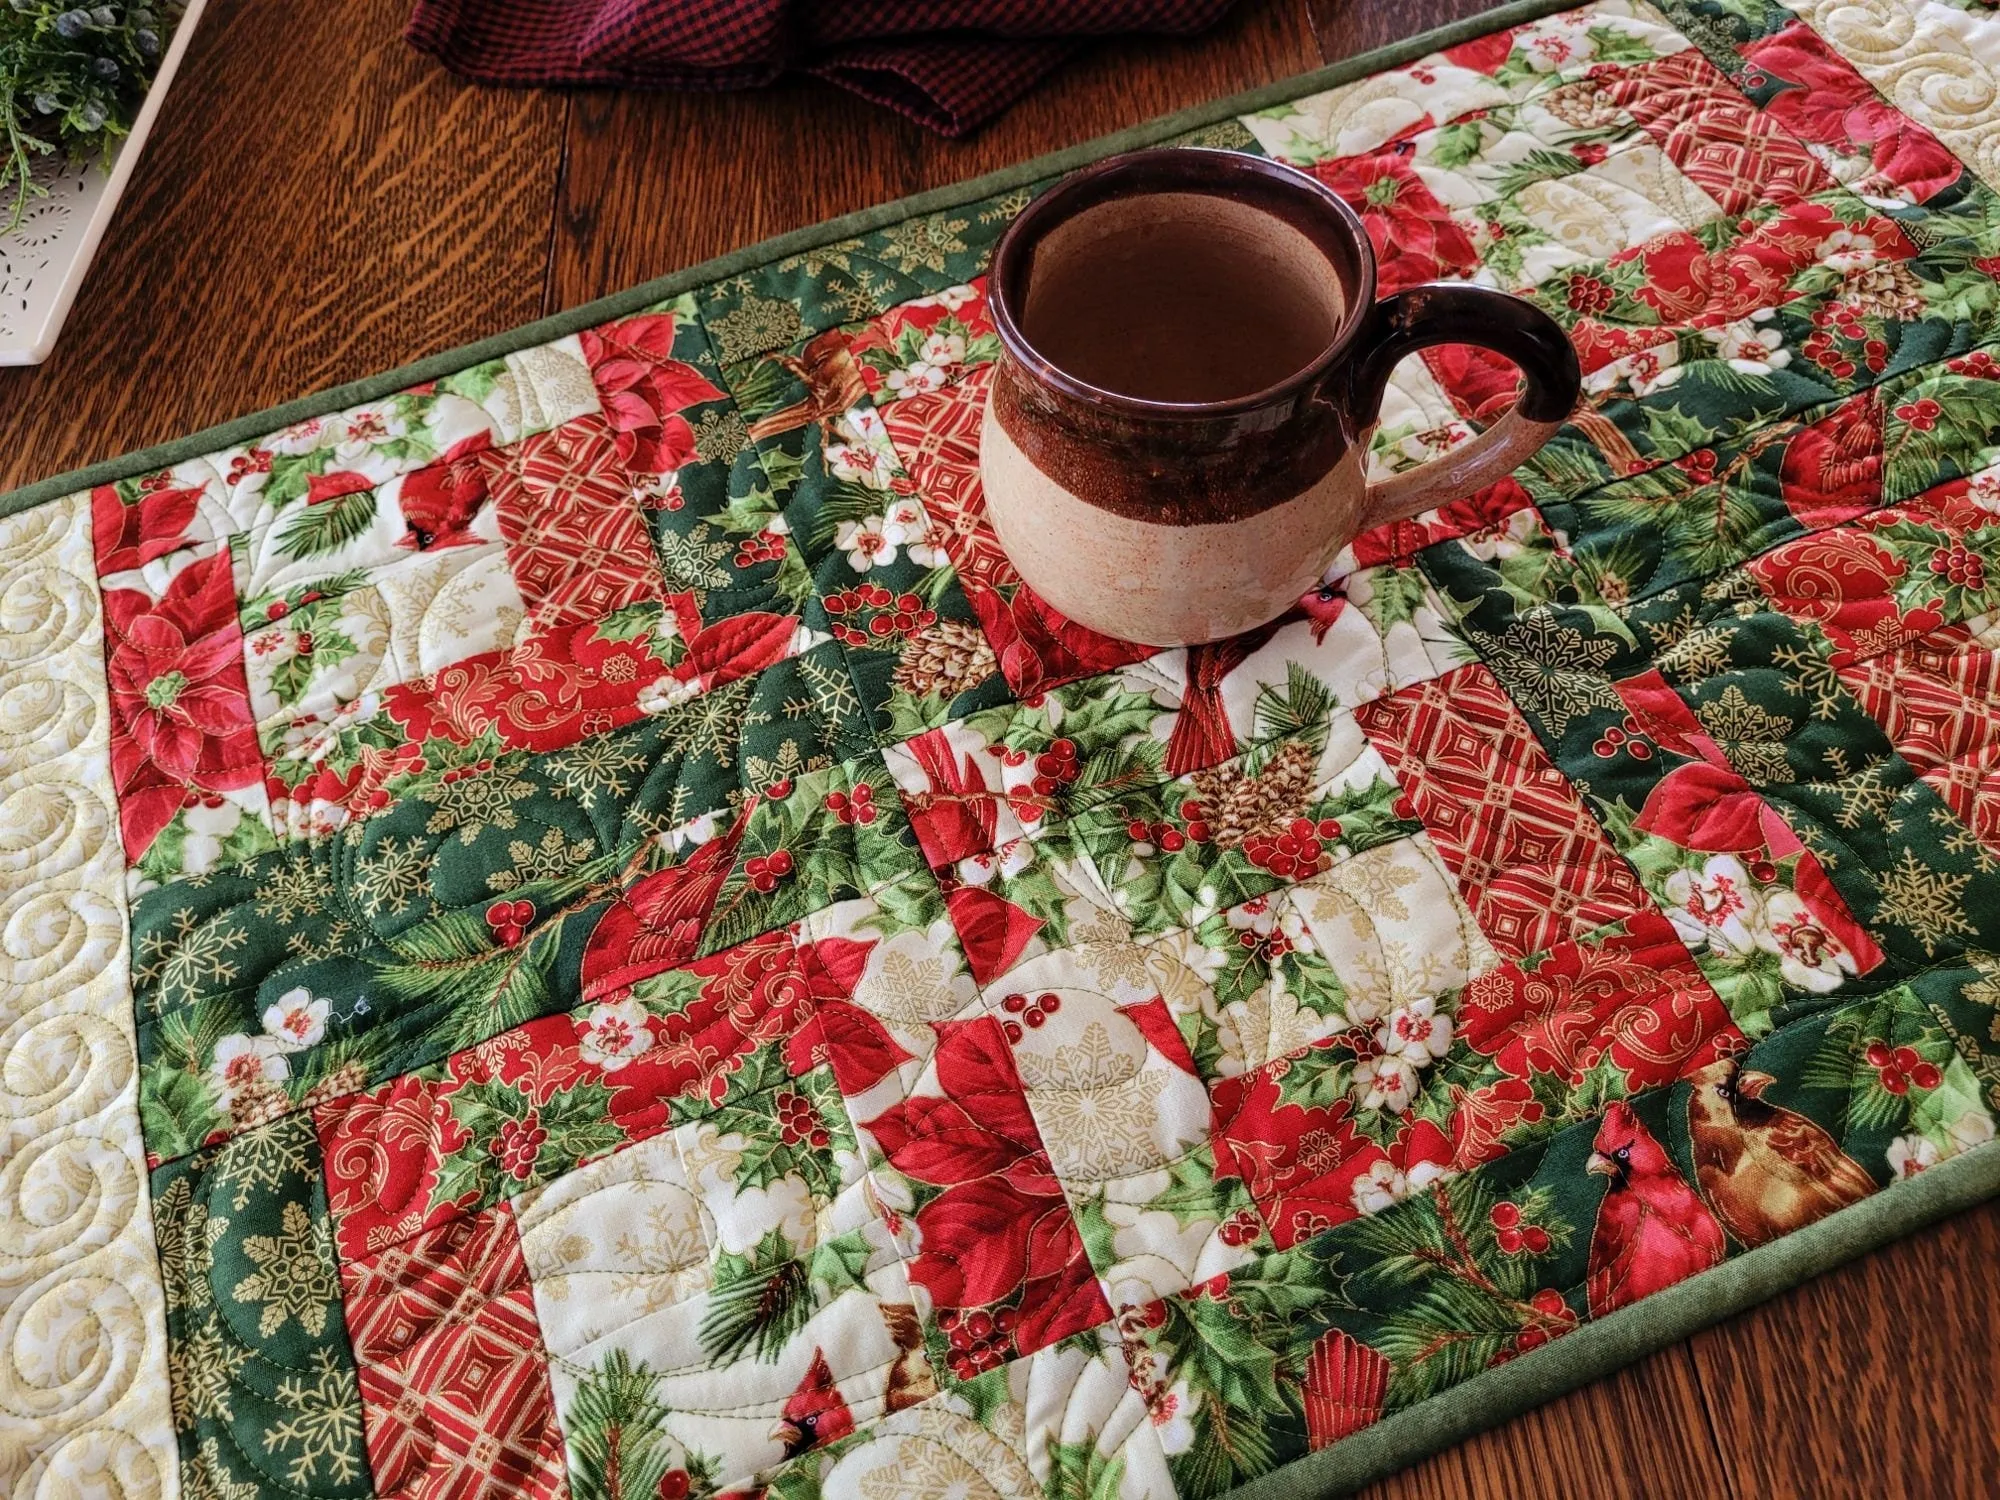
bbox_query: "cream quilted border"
[0,498,177,1500]
[1794,0,2000,191]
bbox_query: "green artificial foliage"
[0,1,179,230]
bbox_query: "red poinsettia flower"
[785,935,916,1096]
[1440,27,1516,73]
[92,481,202,576]
[579,313,726,477]
[864,1017,1109,1355]
[103,553,263,858]
[1744,23,1960,201]
[1309,154,1479,293]
[944,884,1043,988]
[398,432,495,549]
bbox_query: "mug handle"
[1340,282,1582,530]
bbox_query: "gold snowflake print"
[1472,607,1623,738]
[169,1318,246,1431]
[874,213,972,276]
[253,857,334,925]
[1876,848,1975,956]
[353,835,430,918]
[708,294,803,365]
[1696,685,1795,785]
[232,1200,340,1339]
[1016,1021,1165,1181]
[424,768,535,843]
[183,1436,260,1500]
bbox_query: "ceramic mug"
[980,147,1582,647]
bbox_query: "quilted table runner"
[9,0,2000,1494]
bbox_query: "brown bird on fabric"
[1685,1055,1876,1248]
[880,1302,937,1414]
[746,328,870,441]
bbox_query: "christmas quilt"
[8,0,2000,1495]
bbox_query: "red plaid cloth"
[406,0,1241,135]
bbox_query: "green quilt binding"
[10,1,2000,1493]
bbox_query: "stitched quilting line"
[31,2,2000,1500]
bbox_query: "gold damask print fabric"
[8,0,2000,1497]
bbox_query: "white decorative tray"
[0,0,206,365]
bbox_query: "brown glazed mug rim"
[986,147,1380,422]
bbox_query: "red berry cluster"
[496,1116,547,1180]
[1895,397,1943,432]
[734,531,787,568]
[825,585,937,647]
[744,848,794,894]
[1565,274,1615,316]
[265,587,326,622]
[440,758,498,786]
[775,1089,832,1149]
[181,788,229,813]
[998,990,1060,1043]
[939,1306,1017,1379]
[1242,817,1342,879]
[485,898,535,946]
[1489,1200,1551,1256]
[1949,350,2000,379]
[226,449,274,485]
[1217,1208,1262,1247]
[1930,544,1986,590]
[1571,141,1609,166]
[1590,716,1654,761]
[1867,1041,1941,1095]
[1026,739,1079,798]
[656,1471,692,1500]
[1492,1288,1578,1364]
[1126,818,1187,853]
[1679,447,1718,485]
[826,782,877,824]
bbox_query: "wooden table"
[5,1,1996,1493]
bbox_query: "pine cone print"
[1187,740,1319,848]
[1542,79,1621,128]
[1844,263,1925,322]
[892,619,996,702]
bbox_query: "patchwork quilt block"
[10,0,2000,1496]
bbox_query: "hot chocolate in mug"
[980,147,1582,647]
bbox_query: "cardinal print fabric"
[12,1,2000,1496]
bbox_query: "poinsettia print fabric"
[17,1,2000,1497]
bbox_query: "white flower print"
[1820,228,1880,275]
[1149,1380,1199,1455]
[835,515,898,572]
[181,796,246,875]
[1350,1051,1421,1114]
[212,1033,289,1100]
[578,999,653,1071]
[1349,1155,1449,1215]
[262,988,330,1052]
[1664,854,1762,956]
[1886,1132,1938,1179]
[882,496,947,568]
[1377,994,1453,1065]
[1756,890,1858,993]
[1703,312,1789,377]
[639,673,704,714]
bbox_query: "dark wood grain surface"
[4,0,1995,1493]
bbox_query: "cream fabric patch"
[0,497,179,1499]
[1799,0,2000,191]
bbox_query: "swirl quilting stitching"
[0,496,179,1500]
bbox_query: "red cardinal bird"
[1164,626,1277,778]
[578,813,749,1001]
[1585,1101,1725,1320]
[772,1348,856,1458]
[396,432,495,550]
